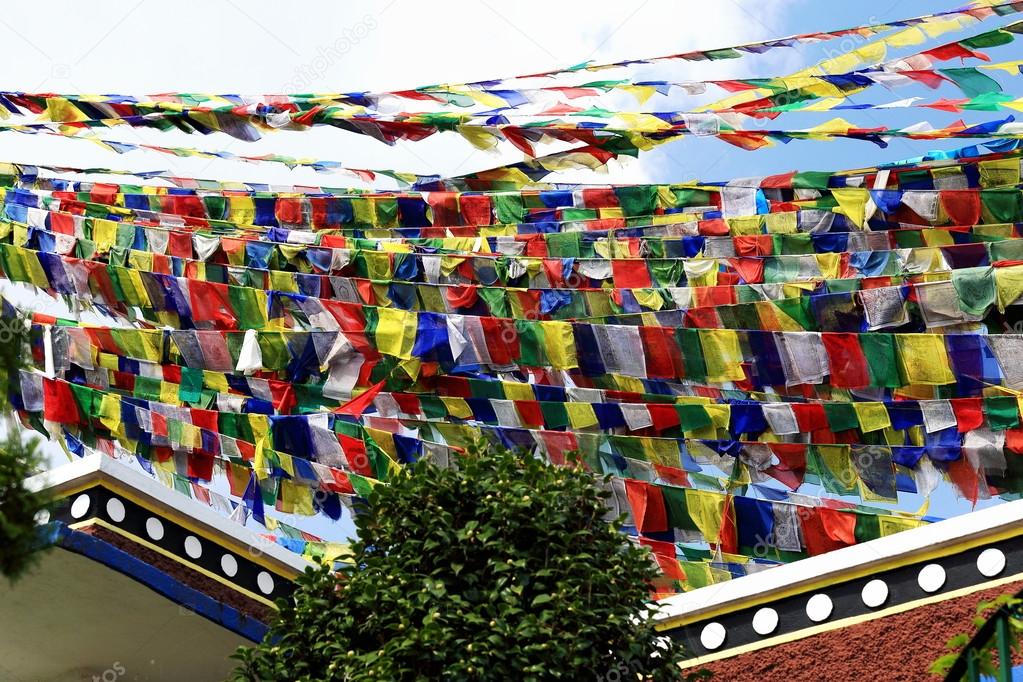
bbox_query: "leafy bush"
[0,431,50,581]
[0,312,51,581]
[930,594,1022,679]
[232,444,701,681]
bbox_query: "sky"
[5,0,1018,540]
[0,0,1015,187]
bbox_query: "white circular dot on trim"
[977,548,1006,578]
[861,579,889,609]
[918,564,946,593]
[105,498,126,523]
[221,554,239,578]
[70,494,91,520]
[183,535,203,560]
[699,622,726,650]
[145,517,164,541]
[34,510,50,525]
[752,607,779,636]
[806,594,833,623]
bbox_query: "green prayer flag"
[981,190,1023,223]
[228,286,266,330]
[539,401,569,429]
[133,375,161,401]
[773,297,816,331]
[614,185,658,216]
[493,194,525,223]
[514,320,545,367]
[546,232,581,258]
[940,67,1002,99]
[985,396,1020,431]
[959,29,1014,49]
[853,513,881,544]
[676,329,707,383]
[951,267,995,317]
[860,334,902,388]
[660,485,697,531]
[477,287,509,318]
[677,404,712,432]
[792,171,832,190]
[257,332,291,370]
[823,402,860,433]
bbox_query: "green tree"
[0,430,50,581]
[0,312,52,581]
[930,594,1022,680]
[231,444,702,681]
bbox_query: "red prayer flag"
[625,479,668,533]
[951,397,984,433]
[334,380,386,417]
[610,259,652,288]
[42,378,80,424]
[822,332,871,388]
[941,190,982,226]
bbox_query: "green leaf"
[230,444,694,680]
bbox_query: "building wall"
[695,579,1023,682]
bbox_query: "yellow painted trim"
[678,571,1023,669]
[52,481,99,500]
[60,480,302,578]
[69,518,280,608]
[657,526,1023,629]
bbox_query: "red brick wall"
[696,580,1023,682]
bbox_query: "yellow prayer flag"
[254,438,269,479]
[441,397,473,419]
[633,289,664,311]
[921,230,955,247]
[366,427,398,462]
[203,370,230,393]
[45,97,89,122]
[831,187,869,228]
[376,308,417,359]
[979,158,1021,189]
[895,334,955,385]
[565,402,598,430]
[765,212,797,234]
[279,479,314,516]
[97,393,121,433]
[279,452,296,478]
[815,253,841,280]
[613,375,646,394]
[853,402,892,433]
[159,381,179,406]
[878,515,924,537]
[704,404,731,431]
[684,489,725,544]
[501,381,535,402]
[921,16,971,39]
[727,216,763,236]
[700,329,745,383]
[352,198,376,226]
[994,265,1023,311]
[227,196,255,224]
[884,27,926,48]
[542,321,578,370]
[249,414,270,445]
[643,439,681,468]
[268,270,299,294]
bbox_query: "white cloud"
[0,0,807,187]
